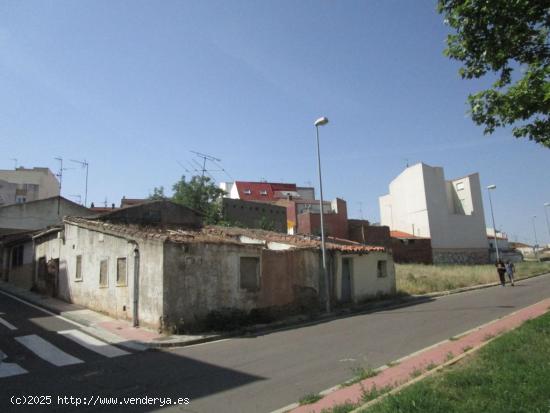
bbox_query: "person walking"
[505,260,516,286]
[496,260,506,286]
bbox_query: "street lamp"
[532,215,539,261]
[544,202,550,241]
[314,116,330,313]
[486,185,499,262]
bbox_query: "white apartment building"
[0,167,59,206]
[379,163,489,264]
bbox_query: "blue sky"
[1,0,548,245]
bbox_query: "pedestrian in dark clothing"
[496,260,506,286]
[505,261,515,286]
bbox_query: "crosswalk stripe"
[15,335,83,367]
[0,317,17,331]
[58,330,130,358]
[0,349,27,378]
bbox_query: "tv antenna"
[183,151,233,182]
[54,157,64,193]
[70,159,89,207]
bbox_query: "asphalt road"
[1,273,549,413]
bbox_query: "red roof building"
[234,181,298,202]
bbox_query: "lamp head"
[487,185,496,190]
[314,117,329,127]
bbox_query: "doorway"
[341,258,352,303]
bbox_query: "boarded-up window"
[240,257,260,291]
[117,257,127,286]
[75,255,82,281]
[377,260,387,278]
[99,259,109,287]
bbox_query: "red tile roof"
[235,181,297,201]
[64,217,385,253]
[390,230,427,239]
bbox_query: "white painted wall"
[379,163,430,237]
[379,163,488,249]
[334,252,396,302]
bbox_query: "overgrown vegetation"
[396,261,550,295]
[203,307,275,332]
[150,175,226,224]
[343,365,379,387]
[299,393,323,405]
[361,311,550,412]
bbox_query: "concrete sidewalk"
[0,281,219,349]
[284,297,550,413]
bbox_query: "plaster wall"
[0,197,91,230]
[5,241,34,289]
[162,242,321,328]
[35,224,165,329]
[334,252,396,303]
[0,168,59,200]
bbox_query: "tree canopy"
[438,0,550,148]
[149,175,226,224]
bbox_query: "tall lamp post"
[314,116,330,313]
[486,185,499,262]
[532,215,539,261]
[544,202,550,241]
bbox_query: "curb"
[1,272,548,349]
[348,302,549,413]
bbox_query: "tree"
[148,186,167,200]
[438,0,550,148]
[171,175,226,224]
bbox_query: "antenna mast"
[70,159,89,207]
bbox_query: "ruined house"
[29,201,395,331]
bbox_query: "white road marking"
[0,349,28,378]
[15,335,83,366]
[0,317,17,331]
[58,329,130,358]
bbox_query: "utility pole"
[10,158,18,169]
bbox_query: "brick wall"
[348,219,390,247]
[391,238,433,264]
[222,198,287,232]
[297,199,349,239]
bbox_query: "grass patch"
[410,368,423,378]
[449,335,459,341]
[343,365,379,387]
[361,384,394,404]
[396,261,550,295]
[426,362,438,371]
[444,351,455,362]
[387,360,400,367]
[359,311,550,413]
[321,402,358,413]
[299,393,323,405]
[462,345,473,353]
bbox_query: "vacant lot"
[396,261,550,295]
[362,311,550,413]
